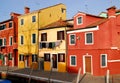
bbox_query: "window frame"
[32,54,37,62]
[57,30,64,40]
[77,16,83,25]
[9,36,13,46]
[85,32,94,45]
[58,53,65,62]
[19,54,24,61]
[20,35,24,45]
[31,33,36,44]
[32,16,36,22]
[3,38,6,46]
[100,54,107,68]
[9,21,13,28]
[70,55,77,66]
[20,19,24,25]
[69,34,76,45]
[41,33,47,41]
[44,53,50,62]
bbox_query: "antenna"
[85,4,88,13]
[110,0,113,6]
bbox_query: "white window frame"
[20,35,24,45]
[85,32,94,45]
[69,34,76,45]
[77,16,83,25]
[9,36,13,46]
[100,54,107,68]
[31,33,36,44]
[3,38,6,46]
[70,55,77,66]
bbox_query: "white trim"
[69,34,76,45]
[74,12,86,17]
[76,16,83,25]
[83,54,93,74]
[9,36,13,46]
[108,59,120,62]
[108,16,116,18]
[67,26,99,34]
[100,54,107,68]
[110,47,118,49]
[70,55,77,67]
[85,32,94,45]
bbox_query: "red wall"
[67,49,120,76]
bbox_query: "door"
[52,54,57,70]
[85,57,91,73]
[25,56,29,68]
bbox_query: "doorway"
[52,54,57,70]
[84,56,92,74]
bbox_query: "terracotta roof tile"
[39,20,73,30]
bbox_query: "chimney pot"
[107,6,116,18]
[24,7,30,14]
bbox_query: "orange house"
[67,6,120,76]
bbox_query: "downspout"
[65,26,68,72]
[37,10,40,70]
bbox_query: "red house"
[67,6,120,76]
[0,12,20,67]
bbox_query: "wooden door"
[85,57,91,73]
[52,54,57,69]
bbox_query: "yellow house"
[39,20,73,72]
[18,3,66,69]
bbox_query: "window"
[32,34,36,44]
[9,37,13,46]
[70,55,76,66]
[58,53,65,62]
[9,22,13,28]
[41,33,47,41]
[8,53,12,60]
[57,31,64,40]
[77,16,82,25]
[32,16,36,22]
[3,24,6,29]
[44,53,50,61]
[85,32,93,44]
[70,34,76,45]
[101,54,107,67]
[20,35,24,45]
[21,19,24,25]
[0,39,2,46]
[3,38,6,46]
[61,8,65,13]
[19,54,24,61]
[32,54,37,62]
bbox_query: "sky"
[0,0,120,21]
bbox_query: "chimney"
[107,6,116,18]
[24,7,30,14]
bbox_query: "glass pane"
[86,33,92,43]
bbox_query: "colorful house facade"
[39,20,73,72]
[18,3,66,69]
[0,12,20,67]
[67,6,120,76]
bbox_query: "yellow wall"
[39,27,68,72]
[18,3,66,68]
